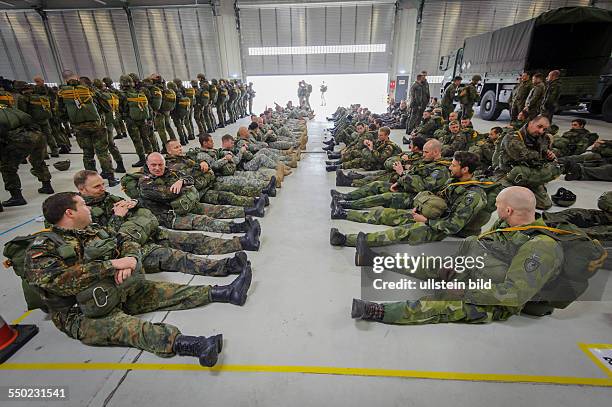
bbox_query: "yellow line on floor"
[1,363,611,387]
[11,310,33,325]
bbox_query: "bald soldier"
[352,187,565,325]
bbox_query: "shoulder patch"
[524,254,541,273]
[431,170,440,179]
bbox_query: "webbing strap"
[478,225,579,240]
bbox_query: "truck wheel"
[603,94,612,123]
[479,90,502,121]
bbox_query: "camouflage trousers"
[500,172,553,210]
[52,280,211,357]
[345,180,391,200]
[142,243,236,275]
[159,212,239,235]
[460,103,474,119]
[193,105,205,134]
[345,222,445,247]
[185,107,195,137]
[574,164,612,181]
[0,129,51,191]
[201,189,255,207]
[126,119,157,158]
[216,100,226,126]
[352,171,393,187]
[171,114,188,144]
[542,209,612,241]
[406,107,421,133]
[154,111,176,146]
[102,113,124,165]
[382,295,515,325]
[157,227,242,254]
[347,192,414,210]
[192,202,245,219]
[335,129,356,146]
[347,207,415,226]
[73,122,115,174]
[243,154,278,171]
[215,173,268,197]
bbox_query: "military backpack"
[58,85,100,124]
[125,90,150,121]
[160,89,176,112]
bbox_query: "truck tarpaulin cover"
[461,7,612,76]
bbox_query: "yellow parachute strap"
[202,91,210,97]
[30,98,51,110]
[0,94,15,106]
[163,92,176,101]
[478,225,579,240]
[109,94,119,111]
[59,88,93,109]
[185,88,195,97]
[515,131,524,142]
[127,95,148,110]
[438,180,495,197]
[153,90,162,97]
[178,99,191,107]
[587,241,608,272]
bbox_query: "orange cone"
[0,314,38,364]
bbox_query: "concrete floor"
[0,110,611,406]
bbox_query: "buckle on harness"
[92,286,109,308]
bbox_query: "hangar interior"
[0,0,611,406]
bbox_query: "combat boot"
[355,232,376,266]
[188,134,195,140]
[330,228,347,246]
[50,148,60,158]
[402,136,410,145]
[262,176,277,197]
[132,155,146,167]
[58,145,70,154]
[244,196,265,217]
[351,299,384,321]
[115,162,127,174]
[2,190,27,207]
[323,138,335,146]
[255,193,269,207]
[210,263,252,306]
[38,181,54,195]
[330,189,349,200]
[331,199,347,220]
[282,164,293,176]
[230,216,260,233]
[335,170,355,187]
[322,145,334,152]
[172,334,223,367]
[225,251,248,275]
[327,152,341,160]
[101,173,120,187]
[287,157,298,168]
[326,164,338,172]
[239,223,261,251]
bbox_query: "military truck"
[438,6,612,121]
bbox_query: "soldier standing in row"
[405,74,424,138]
[458,75,480,119]
[92,79,126,173]
[510,72,533,121]
[523,73,545,120]
[440,76,461,120]
[541,70,561,122]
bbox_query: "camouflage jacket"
[185,147,234,173]
[414,116,443,137]
[511,80,532,107]
[24,224,141,297]
[441,132,468,157]
[469,138,496,167]
[361,139,401,170]
[384,151,423,172]
[236,134,268,153]
[458,83,479,105]
[397,159,451,193]
[409,81,424,108]
[552,128,596,157]
[429,178,488,237]
[138,168,195,215]
[165,154,215,191]
[541,79,561,111]
[441,83,457,106]
[498,125,550,170]
[462,218,563,308]
[83,192,128,231]
[525,82,545,112]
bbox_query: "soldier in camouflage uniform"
[0,104,53,206]
[326,127,400,172]
[92,79,126,173]
[215,79,227,128]
[458,75,480,119]
[405,75,424,135]
[351,186,564,325]
[540,70,561,122]
[58,71,119,186]
[469,126,502,169]
[118,75,152,167]
[101,77,128,140]
[440,76,461,120]
[439,121,467,157]
[190,80,205,135]
[523,73,545,120]
[24,192,253,366]
[563,139,612,182]
[551,118,598,158]
[34,77,72,154]
[75,170,254,265]
[331,151,488,247]
[410,109,443,139]
[208,78,219,130]
[247,82,255,115]
[510,72,532,121]
[166,81,188,145]
[164,139,268,209]
[181,79,196,139]
[495,115,559,209]
[332,139,449,211]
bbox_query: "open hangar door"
[237,0,396,114]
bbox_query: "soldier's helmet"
[551,187,576,207]
[196,73,206,80]
[173,78,182,86]
[597,191,612,213]
[190,80,198,87]
[119,75,133,87]
[93,78,104,89]
[211,79,218,85]
[128,72,140,82]
[166,81,177,90]
[102,77,113,86]
[472,75,482,82]
[413,191,448,219]
[53,160,71,171]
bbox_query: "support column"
[36,8,64,84]
[215,0,244,79]
[124,6,144,79]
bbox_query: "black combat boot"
[322,145,334,152]
[38,181,54,194]
[188,134,195,140]
[210,263,252,306]
[115,162,127,174]
[262,176,276,197]
[2,190,27,207]
[330,228,347,246]
[255,193,269,207]
[172,334,223,367]
[331,199,347,220]
[58,145,70,154]
[101,173,120,187]
[327,152,341,160]
[323,138,335,146]
[229,216,260,234]
[50,149,60,158]
[354,232,376,266]
[335,170,355,187]
[244,197,265,218]
[325,159,341,166]
[330,189,349,201]
[351,299,384,321]
[132,155,146,167]
[226,251,248,274]
[326,164,338,172]
[402,136,410,145]
[239,222,261,251]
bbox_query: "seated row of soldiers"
[4,108,309,367]
[322,104,610,326]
